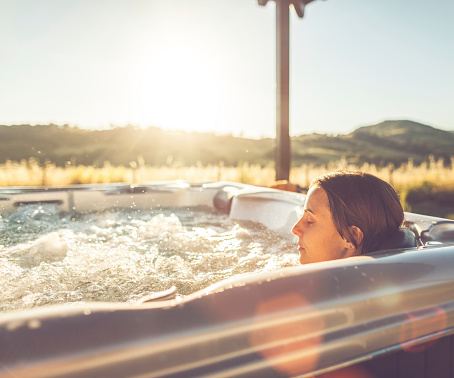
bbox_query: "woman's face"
[292,186,353,264]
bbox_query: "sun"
[140,46,222,133]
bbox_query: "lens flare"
[398,306,447,353]
[249,292,325,376]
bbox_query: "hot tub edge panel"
[1,246,454,377]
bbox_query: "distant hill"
[353,120,454,150]
[0,120,452,167]
[0,124,275,167]
[292,120,454,166]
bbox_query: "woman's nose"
[292,218,303,236]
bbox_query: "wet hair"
[310,171,404,254]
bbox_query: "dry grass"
[0,159,277,187]
[1,157,453,218]
[294,156,454,197]
[1,157,453,190]
[1,156,453,189]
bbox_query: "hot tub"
[0,181,453,378]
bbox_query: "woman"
[292,171,405,264]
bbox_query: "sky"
[0,0,453,139]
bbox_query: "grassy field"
[1,157,453,219]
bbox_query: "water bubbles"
[138,213,184,239]
[21,293,41,306]
[0,206,298,313]
[86,284,104,293]
[29,232,68,263]
[2,231,70,268]
[31,207,47,221]
[2,204,61,246]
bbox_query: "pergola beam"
[275,0,290,181]
[258,0,318,181]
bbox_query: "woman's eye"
[304,210,314,224]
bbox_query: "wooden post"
[258,0,317,181]
[275,0,291,181]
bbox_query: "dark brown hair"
[310,171,404,254]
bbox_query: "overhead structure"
[258,0,318,181]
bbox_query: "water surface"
[0,204,298,313]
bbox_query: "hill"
[0,120,452,168]
[292,120,454,166]
[0,124,275,167]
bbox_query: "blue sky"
[1,0,453,138]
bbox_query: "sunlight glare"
[140,46,222,133]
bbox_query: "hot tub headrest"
[373,227,418,252]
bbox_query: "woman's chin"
[298,248,309,264]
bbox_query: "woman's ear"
[348,226,364,255]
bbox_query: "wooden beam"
[275,0,291,181]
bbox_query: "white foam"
[0,206,299,313]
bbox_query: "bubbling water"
[0,204,299,313]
